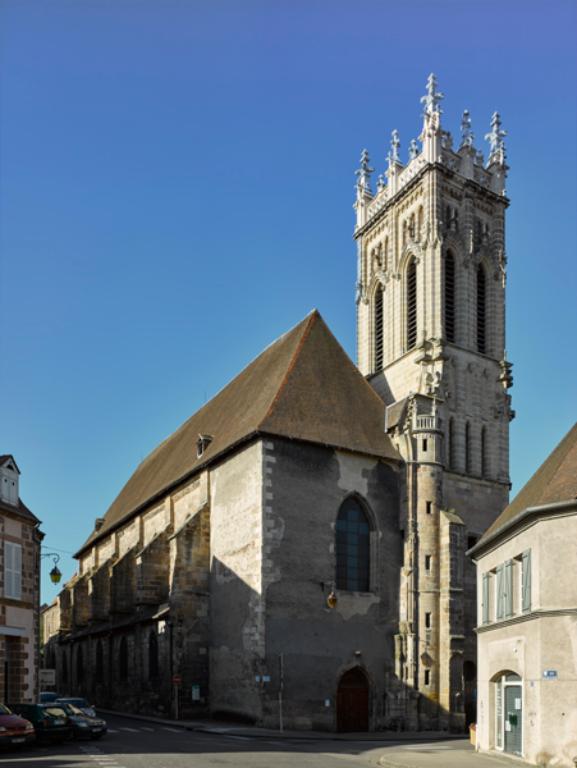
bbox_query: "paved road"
[0,715,475,768]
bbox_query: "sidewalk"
[378,744,527,768]
[98,708,466,743]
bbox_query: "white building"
[0,455,43,703]
[470,423,577,766]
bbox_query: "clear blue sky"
[1,0,576,603]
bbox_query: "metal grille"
[477,264,486,353]
[374,288,383,371]
[445,252,455,342]
[406,260,417,349]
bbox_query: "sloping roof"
[0,498,40,525]
[76,310,398,556]
[477,422,577,547]
[0,455,21,474]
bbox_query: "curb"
[98,710,466,744]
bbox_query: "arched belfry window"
[406,258,417,350]
[477,264,487,354]
[465,422,471,475]
[373,287,384,371]
[445,251,456,343]
[447,418,455,469]
[336,497,371,592]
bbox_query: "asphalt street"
[0,715,475,768]
[0,717,482,768]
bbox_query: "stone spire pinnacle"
[460,109,474,148]
[409,138,420,160]
[388,129,401,165]
[485,111,507,164]
[355,148,374,195]
[420,73,444,118]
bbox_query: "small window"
[422,438,428,452]
[196,434,213,458]
[425,555,432,572]
[467,535,478,550]
[426,501,432,515]
[424,669,431,686]
[425,612,431,628]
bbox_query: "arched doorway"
[336,667,369,732]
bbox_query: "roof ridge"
[259,311,318,426]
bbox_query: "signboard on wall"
[39,669,56,688]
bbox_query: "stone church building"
[42,76,513,731]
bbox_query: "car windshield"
[63,704,85,716]
[44,706,67,718]
[0,704,12,715]
[59,698,88,708]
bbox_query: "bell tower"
[354,75,514,729]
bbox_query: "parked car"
[57,703,107,740]
[0,704,35,749]
[8,703,71,744]
[56,697,97,718]
[39,692,61,703]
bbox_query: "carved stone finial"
[420,73,444,117]
[377,173,386,191]
[355,148,374,194]
[460,109,474,148]
[409,139,419,160]
[485,111,507,164]
[388,129,401,164]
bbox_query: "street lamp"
[41,552,62,584]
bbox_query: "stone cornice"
[476,607,577,633]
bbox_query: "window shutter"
[522,550,531,612]
[482,573,490,624]
[504,560,514,616]
[496,565,504,619]
[4,542,22,600]
[4,542,14,598]
[13,543,22,599]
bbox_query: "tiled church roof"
[76,310,398,556]
[476,421,577,549]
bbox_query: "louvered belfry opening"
[406,259,417,350]
[445,251,455,342]
[481,426,487,478]
[374,287,384,371]
[477,264,486,354]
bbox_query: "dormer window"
[0,456,20,506]
[196,434,213,459]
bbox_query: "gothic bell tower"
[353,75,514,729]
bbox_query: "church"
[41,75,513,732]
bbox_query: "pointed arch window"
[148,630,159,680]
[465,422,472,475]
[336,497,371,592]
[119,636,128,682]
[406,259,417,350]
[447,418,455,470]
[373,287,384,371]
[477,264,487,354]
[76,645,84,685]
[445,251,456,343]
[481,426,487,478]
[95,640,104,680]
